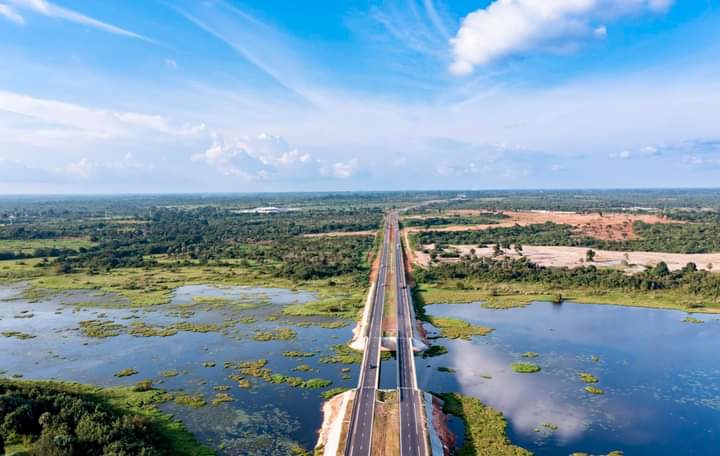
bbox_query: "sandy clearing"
[441,244,720,273]
[303,230,377,238]
[404,210,675,241]
[316,390,354,455]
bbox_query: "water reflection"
[421,301,720,455]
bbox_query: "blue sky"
[0,0,719,193]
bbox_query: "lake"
[0,283,357,455]
[420,301,720,455]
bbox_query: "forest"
[0,380,209,456]
[415,255,720,300]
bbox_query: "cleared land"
[405,210,673,240]
[436,244,720,272]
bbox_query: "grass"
[174,393,207,408]
[578,373,599,384]
[0,379,213,456]
[320,344,364,364]
[253,327,297,341]
[511,363,541,374]
[1,260,367,314]
[1,331,36,340]
[422,345,448,358]
[584,386,604,395]
[0,238,96,254]
[426,316,494,340]
[211,392,234,406]
[320,387,350,400]
[283,351,316,358]
[417,282,720,314]
[79,319,124,338]
[114,368,139,378]
[437,392,531,456]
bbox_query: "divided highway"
[344,213,429,456]
[393,213,428,456]
[344,221,390,456]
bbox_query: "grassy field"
[437,392,531,456]
[0,258,367,319]
[0,379,214,456]
[416,282,720,314]
[0,238,96,253]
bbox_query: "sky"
[0,0,719,194]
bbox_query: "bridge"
[344,212,430,456]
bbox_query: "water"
[420,301,720,455]
[0,283,358,455]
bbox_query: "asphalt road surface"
[344,222,390,456]
[393,214,428,456]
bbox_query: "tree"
[493,244,503,257]
[683,262,698,273]
[585,249,596,262]
[0,433,4,455]
[652,261,670,276]
[514,244,523,256]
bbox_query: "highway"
[392,213,428,456]
[344,221,390,456]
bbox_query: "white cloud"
[0,3,24,24]
[0,89,205,144]
[7,0,156,43]
[450,0,674,75]
[321,159,358,179]
[192,133,315,180]
[62,158,93,178]
[610,150,632,159]
[165,59,178,70]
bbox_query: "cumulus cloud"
[450,0,674,75]
[192,133,318,180]
[321,159,359,179]
[0,3,24,24]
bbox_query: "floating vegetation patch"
[293,364,314,372]
[13,310,35,319]
[114,368,139,378]
[283,351,315,358]
[426,316,494,340]
[584,386,604,395]
[203,362,216,368]
[683,316,705,324]
[437,366,456,373]
[2,331,36,340]
[591,355,601,363]
[211,392,234,406]
[79,319,123,338]
[320,344,363,364]
[254,327,297,341]
[300,378,332,389]
[579,372,599,384]
[521,352,539,358]
[422,345,448,358]
[128,322,178,337]
[174,393,207,408]
[160,370,179,378]
[511,363,541,374]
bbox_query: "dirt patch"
[448,244,720,273]
[304,230,377,238]
[406,210,674,241]
[316,390,353,456]
[432,395,456,456]
[372,390,400,456]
